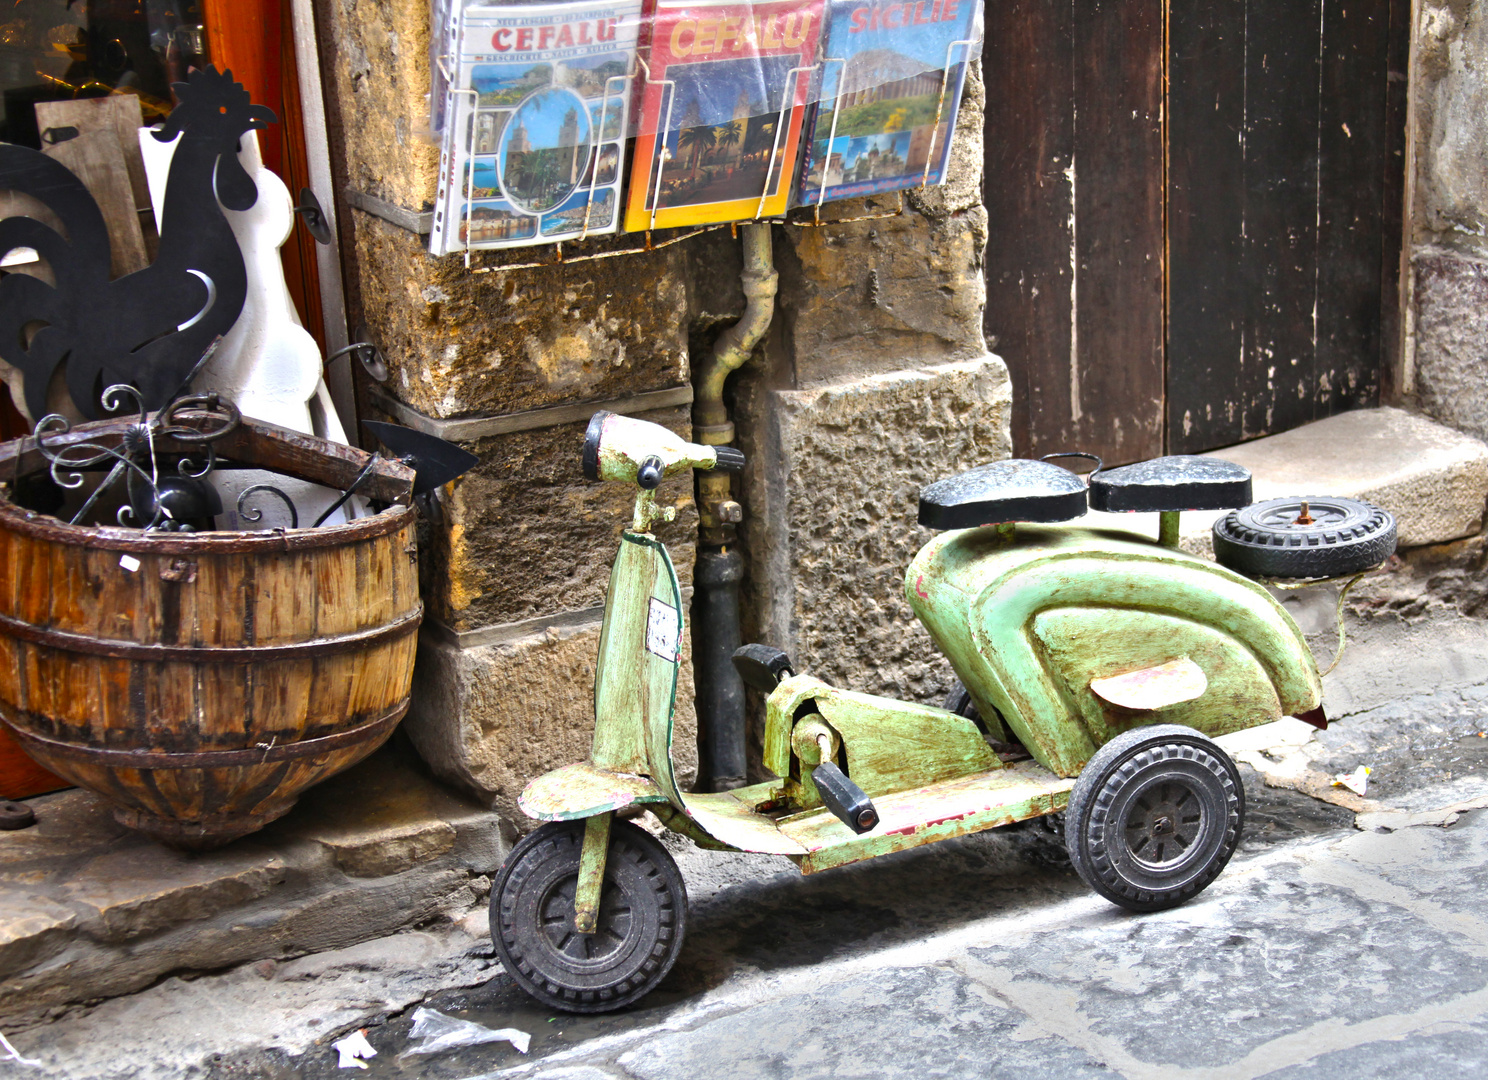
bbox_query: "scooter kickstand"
[573,812,612,934]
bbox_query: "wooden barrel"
[0,501,421,849]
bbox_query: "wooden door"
[984,0,1408,463]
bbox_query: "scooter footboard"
[518,762,670,821]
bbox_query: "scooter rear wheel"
[1066,725,1243,913]
[491,819,687,1012]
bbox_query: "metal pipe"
[691,223,777,791]
[693,547,746,788]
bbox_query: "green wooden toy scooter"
[492,411,1397,1012]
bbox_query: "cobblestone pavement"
[11,685,1488,1080]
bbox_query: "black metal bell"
[129,473,224,531]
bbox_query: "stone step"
[1084,406,1488,552]
[0,747,504,1028]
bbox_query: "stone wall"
[315,0,1007,815]
[735,64,1004,714]
[1408,1,1488,442]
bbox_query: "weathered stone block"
[421,407,698,631]
[1413,253,1488,444]
[1087,405,1488,558]
[0,896,76,980]
[741,355,1012,707]
[404,622,699,824]
[348,215,692,420]
[66,851,285,942]
[322,0,439,213]
[0,751,504,1024]
[770,64,987,388]
[775,210,988,388]
[314,820,457,879]
[1415,1,1488,253]
[1214,405,1488,549]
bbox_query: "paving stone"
[1264,1016,1488,1080]
[63,848,285,942]
[288,754,485,878]
[617,965,1111,1080]
[963,852,1488,1070]
[316,819,457,879]
[1313,807,1488,932]
[0,748,503,1025]
[10,927,500,1079]
[0,895,77,980]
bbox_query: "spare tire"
[1212,496,1396,578]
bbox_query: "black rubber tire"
[0,800,34,830]
[491,819,686,1013]
[1066,725,1244,913]
[1212,495,1396,579]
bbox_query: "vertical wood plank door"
[1166,0,1395,453]
[983,0,1165,465]
[985,0,1405,462]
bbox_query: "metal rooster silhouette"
[0,67,277,420]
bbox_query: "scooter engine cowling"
[906,524,1323,778]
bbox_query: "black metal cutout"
[362,420,480,496]
[0,66,277,420]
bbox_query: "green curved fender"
[909,527,1321,777]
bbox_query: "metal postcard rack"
[438,34,980,276]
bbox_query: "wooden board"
[992,0,1403,460]
[35,128,148,280]
[1070,0,1165,466]
[0,725,67,799]
[982,0,1076,461]
[34,96,155,260]
[1377,0,1411,401]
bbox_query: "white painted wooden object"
[141,127,355,529]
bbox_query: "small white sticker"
[645,597,680,661]
[119,555,141,573]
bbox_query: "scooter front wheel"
[1066,725,1244,913]
[491,819,687,1012]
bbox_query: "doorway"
[982,0,1409,464]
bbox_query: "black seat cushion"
[1088,456,1252,513]
[919,459,1088,530]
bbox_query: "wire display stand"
[438,54,637,268]
[434,42,978,275]
[920,37,979,188]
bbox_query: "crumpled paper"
[332,1029,378,1069]
[1332,765,1372,796]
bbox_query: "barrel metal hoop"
[0,699,409,768]
[0,605,422,663]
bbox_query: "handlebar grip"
[712,446,745,472]
[637,456,664,490]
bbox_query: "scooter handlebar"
[583,411,746,484]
